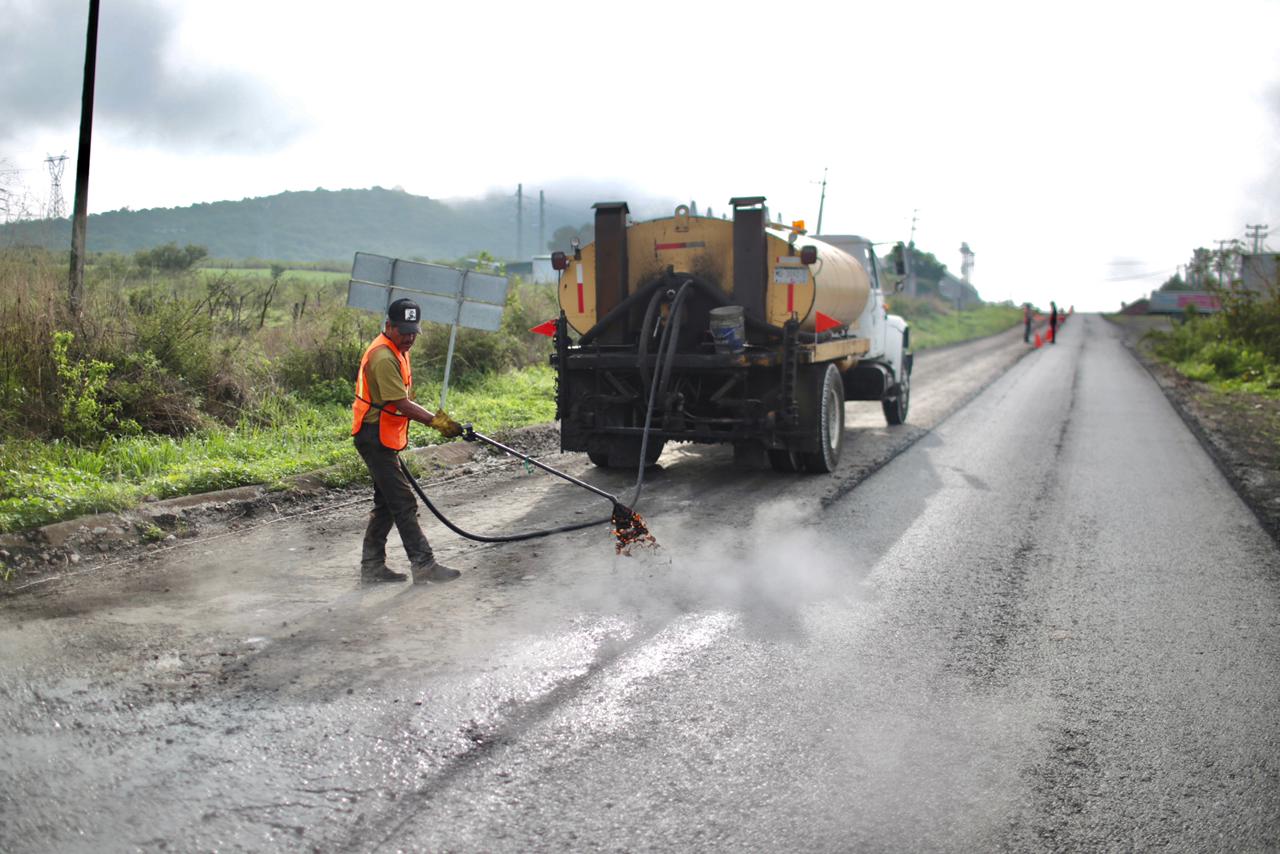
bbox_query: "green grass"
[889,299,1022,350]
[0,366,556,534]
[198,267,349,284]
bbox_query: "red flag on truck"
[530,319,557,337]
[814,311,841,333]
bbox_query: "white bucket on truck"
[709,305,746,353]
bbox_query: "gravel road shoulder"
[1107,314,1280,545]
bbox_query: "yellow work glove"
[428,410,463,438]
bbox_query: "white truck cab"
[816,234,912,425]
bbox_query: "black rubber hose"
[636,284,668,392]
[627,279,692,509]
[656,281,693,403]
[400,457,612,543]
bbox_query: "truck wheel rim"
[824,384,841,453]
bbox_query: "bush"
[1147,297,1280,395]
[1215,280,1280,363]
[275,305,374,395]
[107,349,206,435]
[0,251,558,447]
[51,331,127,442]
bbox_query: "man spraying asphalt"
[351,298,462,585]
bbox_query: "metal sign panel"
[346,252,510,332]
[1148,291,1221,313]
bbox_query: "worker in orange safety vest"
[351,298,461,585]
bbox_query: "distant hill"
[0,186,679,263]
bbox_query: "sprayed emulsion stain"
[611,505,657,555]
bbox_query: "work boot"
[412,560,461,584]
[361,563,407,583]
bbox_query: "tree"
[546,223,595,253]
[259,264,285,329]
[905,246,949,296]
[1159,272,1190,292]
[134,242,208,273]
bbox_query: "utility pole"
[1246,223,1268,254]
[514,181,524,258]
[907,209,919,297]
[814,167,828,234]
[69,0,100,316]
[538,190,545,255]
[1214,239,1238,288]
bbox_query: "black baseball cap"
[388,298,422,334]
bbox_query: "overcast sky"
[2,0,1278,311]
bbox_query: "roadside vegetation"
[890,296,1021,350]
[1145,283,1280,396]
[0,246,556,533]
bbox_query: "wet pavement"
[3,317,1278,851]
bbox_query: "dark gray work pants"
[353,423,434,570]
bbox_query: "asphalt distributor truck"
[547,197,912,474]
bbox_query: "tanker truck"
[547,196,911,474]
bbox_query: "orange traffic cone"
[1034,331,1042,348]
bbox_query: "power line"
[1105,268,1176,282]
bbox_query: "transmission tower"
[45,154,68,219]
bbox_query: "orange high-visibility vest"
[351,333,413,450]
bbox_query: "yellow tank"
[558,207,871,335]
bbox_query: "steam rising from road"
[569,499,867,634]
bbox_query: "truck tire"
[882,360,911,426]
[588,438,665,469]
[800,363,845,473]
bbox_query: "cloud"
[0,0,304,151]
